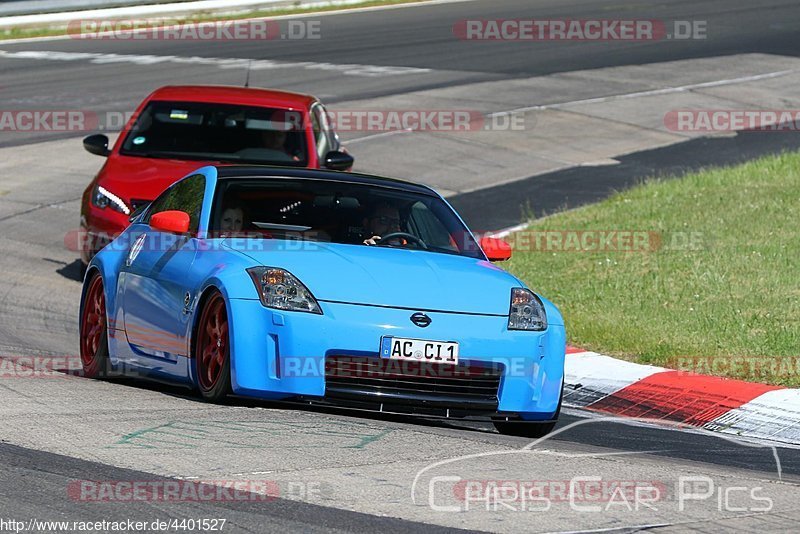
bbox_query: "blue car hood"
[227,240,518,315]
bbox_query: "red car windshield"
[120,101,308,166]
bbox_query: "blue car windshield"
[120,101,308,166]
[211,178,484,259]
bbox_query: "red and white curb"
[564,347,800,446]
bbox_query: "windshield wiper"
[252,222,312,232]
[125,150,234,162]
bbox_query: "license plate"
[380,336,459,365]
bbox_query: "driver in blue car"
[362,203,402,245]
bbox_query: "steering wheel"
[376,232,428,250]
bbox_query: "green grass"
[1,0,427,41]
[506,151,800,386]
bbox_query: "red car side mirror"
[150,210,190,234]
[480,236,512,262]
[323,150,354,171]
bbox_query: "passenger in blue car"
[220,206,245,234]
[217,200,258,239]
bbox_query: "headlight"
[508,288,547,331]
[247,267,322,314]
[92,185,130,215]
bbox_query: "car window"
[211,178,483,259]
[145,173,206,234]
[120,101,308,166]
[407,201,460,254]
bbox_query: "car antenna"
[244,60,252,88]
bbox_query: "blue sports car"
[80,165,566,437]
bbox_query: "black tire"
[493,419,558,438]
[494,387,563,438]
[194,291,232,402]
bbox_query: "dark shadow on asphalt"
[451,128,800,232]
[71,372,800,482]
[95,374,500,435]
[43,257,85,282]
[56,259,85,282]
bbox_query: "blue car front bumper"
[221,298,566,420]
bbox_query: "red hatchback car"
[79,85,353,264]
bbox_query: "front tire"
[194,291,232,402]
[80,272,110,378]
[494,389,562,438]
[493,420,557,438]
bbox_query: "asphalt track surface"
[0,441,469,534]
[2,0,800,531]
[3,0,800,146]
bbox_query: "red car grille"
[130,199,151,212]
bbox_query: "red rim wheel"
[80,273,108,377]
[196,292,231,397]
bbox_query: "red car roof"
[145,85,319,110]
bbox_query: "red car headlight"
[92,185,130,215]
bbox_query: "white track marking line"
[0,49,431,77]
[486,69,799,117]
[345,127,414,144]
[486,222,528,238]
[0,0,478,45]
[340,67,800,149]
